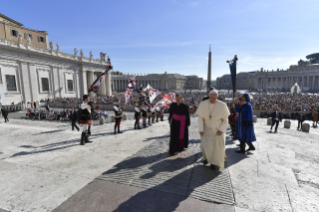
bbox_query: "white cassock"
[196,99,230,169]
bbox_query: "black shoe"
[114,130,117,135]
[80,132,85,145]
[85,133,93,143]
[202,160,208,165]
[246,147,255,152]
[118,131,123,134]
[210,164,219,171]
[235,150,246,154]
[274,130,277,133]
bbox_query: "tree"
[111,71,123,75]
[306,53,319,64]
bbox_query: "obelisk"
[207,45,211,92]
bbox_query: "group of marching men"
[77,94,165,145]
[114,101,165,134]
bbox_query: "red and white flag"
[125,76,136,103]
[143,84,161,103]
[154,92,175,109]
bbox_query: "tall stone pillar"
[312,76,315,91]
[280,77,283,90]
[87,71,94,97]
[106,71,112,96]
[99,75,106,96]
[307,76,310,88]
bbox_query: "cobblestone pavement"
[98,125,235,205]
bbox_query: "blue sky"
[2,0,319,80]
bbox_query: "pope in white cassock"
[196,90,230,170]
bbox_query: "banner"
[125,76,136,103]
[167,93,176,102]
[143,84,161,103]
[88,62,112,93]
[154,98,169,109]
[154,92,175,109]
[228,60,237,99]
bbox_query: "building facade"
[111,72,203,92]
[0,13,111,105]
[216,63,319,92]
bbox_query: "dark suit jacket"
[71,111,78,122]
[299,115,305,122]
[271,111,282,122]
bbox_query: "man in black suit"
[270,108,282,133]
[45,104,50,112]
[70,107,79,131]
[297,112,305,130]
[1,107,9,122]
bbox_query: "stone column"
[87,71,94,97]
[307,76,309,88]
[97,73,106,96]
[312,76,315,91]
[106,71,112,96]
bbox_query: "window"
[41,78,49,91]
[11,29,18,37]
[38,36,45,43]
[6,75,17,91]
[67,80,73,92]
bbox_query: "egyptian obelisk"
[207,45,211,92]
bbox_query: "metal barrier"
[0,104,23,112]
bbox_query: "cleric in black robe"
[168,94,190,155]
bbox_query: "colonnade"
[111,78,168,92]
[256,75,319,91]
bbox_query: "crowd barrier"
[253,110,314,121]
[45,102,136,112]
[1,104,23,112]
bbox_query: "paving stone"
[286,185,319,212]
[98,130,235,205]
[300,163,319,177]
[235,206,263,212]
[267,149,310,173]
[296,173,319,189]
[232,177,292,211]
[53,180,235,212]
[257,160,298,186]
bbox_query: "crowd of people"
[250,93,319,112]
